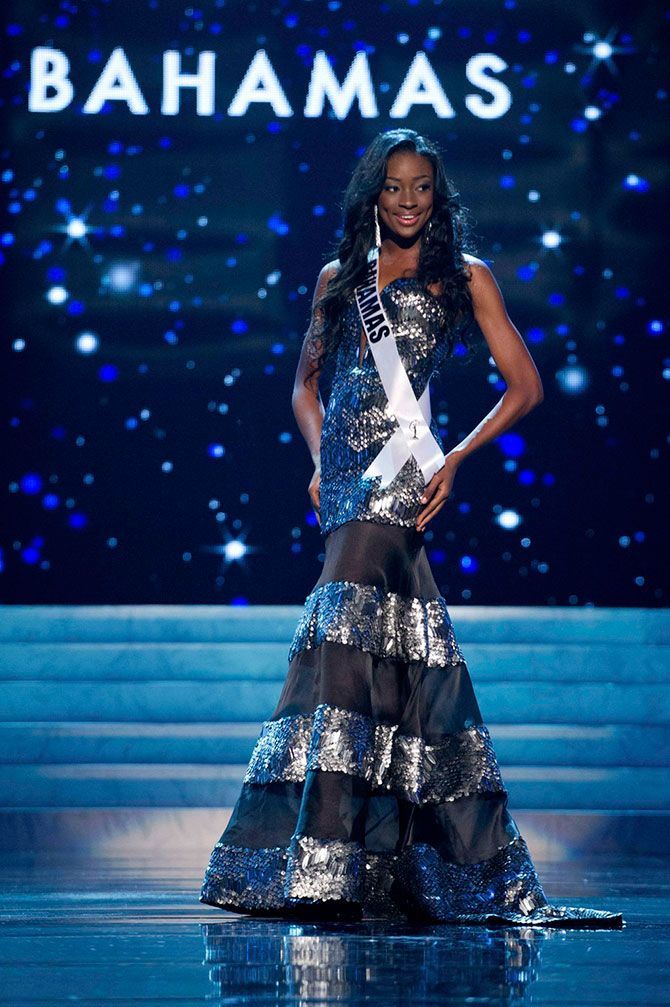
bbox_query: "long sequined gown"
[199,276,623,927]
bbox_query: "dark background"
[1,0,667,606]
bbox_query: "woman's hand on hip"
[416,460,457,532]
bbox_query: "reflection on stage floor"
[0,851,668,1005]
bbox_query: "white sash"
[354,246,445,489]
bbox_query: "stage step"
[0,605,667,853]
[0,762,667,810]
[0,678,668,724]
[0,721,667,768]
[1,604,668,645]
[0,641,667,683]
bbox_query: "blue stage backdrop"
[1,1,667,605]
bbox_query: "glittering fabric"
[201,843,288,911]
[387,722,504,804]
[319,279,451,538]
[391,835,548,921]
[287,579,465,666]
[244,703,504,805]
[244,703,396,790]
[285,834,366,902]
[199,834,624,927]
[391,835,624,926]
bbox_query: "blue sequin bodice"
[319,277,451,537]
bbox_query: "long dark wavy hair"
[304,128,480,385]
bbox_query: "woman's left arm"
[416,255,544,531]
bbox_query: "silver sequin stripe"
[243,702,504,805]
[287,579,465,667]
[199,834,623,925]
[200,841,401,916]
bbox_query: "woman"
[199,129,623,927]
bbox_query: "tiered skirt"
[199,521,623,927]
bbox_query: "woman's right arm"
[291,260,339,521]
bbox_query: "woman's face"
[376,150,434,243]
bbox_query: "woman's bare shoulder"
[323,258,341,279]
[313,258,341,297]
[462,252,490,273]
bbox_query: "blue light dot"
[42,493,60,509]
[498,432,525,458]
[499,175,515,189]
[68,512,88,529]
[648,320,663,335]
[517,263,538,281]
[461,555,479,573]
[208,443,225,458]
[271,342,285,355]
[98,363,119,382]
[231,318,248,334]
[623,174,649,191]
[267,214,289,235]
[22,547,40,565]
[20,473,42,494]
[278,431,292,443]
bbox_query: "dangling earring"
[373,204,381,247]
[424,219,433,245]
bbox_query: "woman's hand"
[416,458,458,532]
[308,467,321,525]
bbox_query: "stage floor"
[0,851,668,1005]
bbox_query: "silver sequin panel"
[288,579,465,667]
[200,834,623,925]
[318,281,452,538]
[243,702,504,806]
